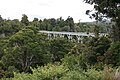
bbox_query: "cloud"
[0,0,94,22]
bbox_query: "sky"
[0,0,94,22]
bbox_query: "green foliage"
[21,14,29,26]
[60,26,70,31]
[1,63,68,80]
[104,41,120,66]
[0,38,8,59]
[1,27,51,72]
[49,37,74,62]
[32,63,68,80]
[84,36,111,65]
[85,68,103,80]
[65,16,75,32]
[84,0,120,41]
[62,54,79,69]
[0,67,14,79]
[0,14,119,80]
[0,14,110,35]
[0,63,104,80]
[0,19,24,37]
[60,70,88,80]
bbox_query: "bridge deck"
[39,31,96,37]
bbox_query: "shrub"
[104,41,120,66]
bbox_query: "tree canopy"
[84,0,120,41]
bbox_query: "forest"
[0,0,120,80]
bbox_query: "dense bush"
[0,15,119,80]
[83,36,111,66]
[1,63,104,80]
[104,41,120,66]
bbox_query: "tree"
[39,19,53,31]
[49,18,57,28]
[2,27,51,72]
[104,41,120,66]
[33,18,39,22]
[84,36,111,65]
[84,0,120,41]
[66,16,75,32]
[61,26,70,31]
[0,38,8,59]
[21,14,29,26]
[94,25,100,38]
[56,17,66,28]
[49,37,74,62]
[31,18,40,29]
[0,19,24,37]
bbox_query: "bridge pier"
[53,34,58,38]
[59,34,64,38]
[48,33,52,39]
[76,36,81,43]
[67,35,73,40]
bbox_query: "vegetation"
[84,0,120,41]
[0,0,120,79]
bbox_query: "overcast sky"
[0,0,94,22]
